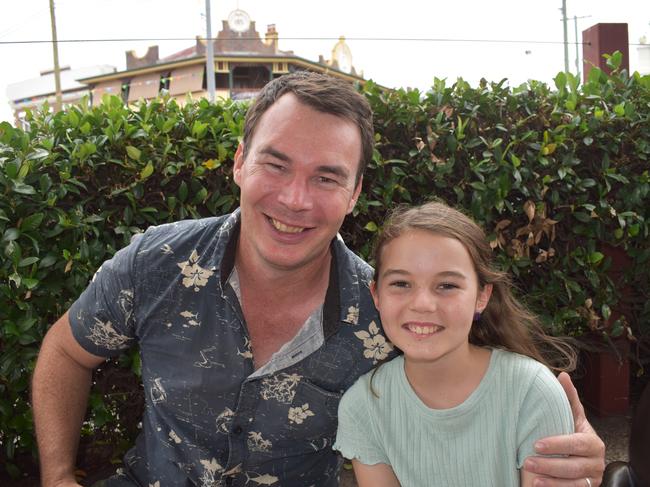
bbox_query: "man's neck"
[235,246,332,302]
[234,243,333,368]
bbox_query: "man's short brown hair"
[242,71,374,186]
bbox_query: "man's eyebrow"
[316,164,350,180]
[259,146,290,162]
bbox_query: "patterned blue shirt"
[69,209,394,487]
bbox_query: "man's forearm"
[32,330,93,487]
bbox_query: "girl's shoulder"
[491,348,565,396]
[493,347,550,374]
[341,355,404,403]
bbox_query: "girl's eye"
[439,282,459,291]
[388,280,410,288]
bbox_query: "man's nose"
[277,177,313,211]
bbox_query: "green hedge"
[1,54,649,476]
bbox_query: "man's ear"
[233,143,245,186]
[346,176,363,214]
[476,283,493,313]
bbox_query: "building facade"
[6,10,363,125]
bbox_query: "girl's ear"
[369,280,380,309]
[476,283,493,313]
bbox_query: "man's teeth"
[271,218,305,234]
[406,324,442,335]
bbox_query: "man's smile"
[267,215,313,234]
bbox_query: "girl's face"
[371,229,492,366]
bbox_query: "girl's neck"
[403,345,492,410]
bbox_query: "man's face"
[234,93,363,273]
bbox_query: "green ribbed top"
[334,348,574,487]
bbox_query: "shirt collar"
[217,209,366,337]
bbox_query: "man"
[32,72,605,487]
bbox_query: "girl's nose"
[409,288,437,313]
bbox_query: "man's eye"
[317,176,337,185]
[267,163,285,172]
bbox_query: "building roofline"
[78,54,367,84]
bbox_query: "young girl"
[334,201,577,487]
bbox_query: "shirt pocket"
[274,379,342,457]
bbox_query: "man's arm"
[523,372,606,487]
[32,312,106,487]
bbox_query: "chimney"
[126,45,159,70]
[265,24,279,52]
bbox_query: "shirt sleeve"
[68,232,146,357]
[516,367,575,468]
[333,375,390,466]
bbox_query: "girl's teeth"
[407,324,441,335]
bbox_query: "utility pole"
[573,15,591,79]
[562,0,569,73]
[48,0,62,112]
[205,0,216,102]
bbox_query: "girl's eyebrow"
[437,271,467,280]
[380,269,467,279]
[380,268,410,279]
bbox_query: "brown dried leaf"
[495,219,512,231]
[588,308,600,330]
[524,200,535,222]
[526,232,535,247]
[510,239,525,258]
[431,154,446,165]
[438,104,454,118]
[426,125,438,152]
[515,225,531,238]
[415,137,425,152]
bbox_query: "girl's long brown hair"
[373,201,576,373]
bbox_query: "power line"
[1,36,647,47]
[0,36,603,46]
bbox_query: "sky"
[1,0,649,124]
